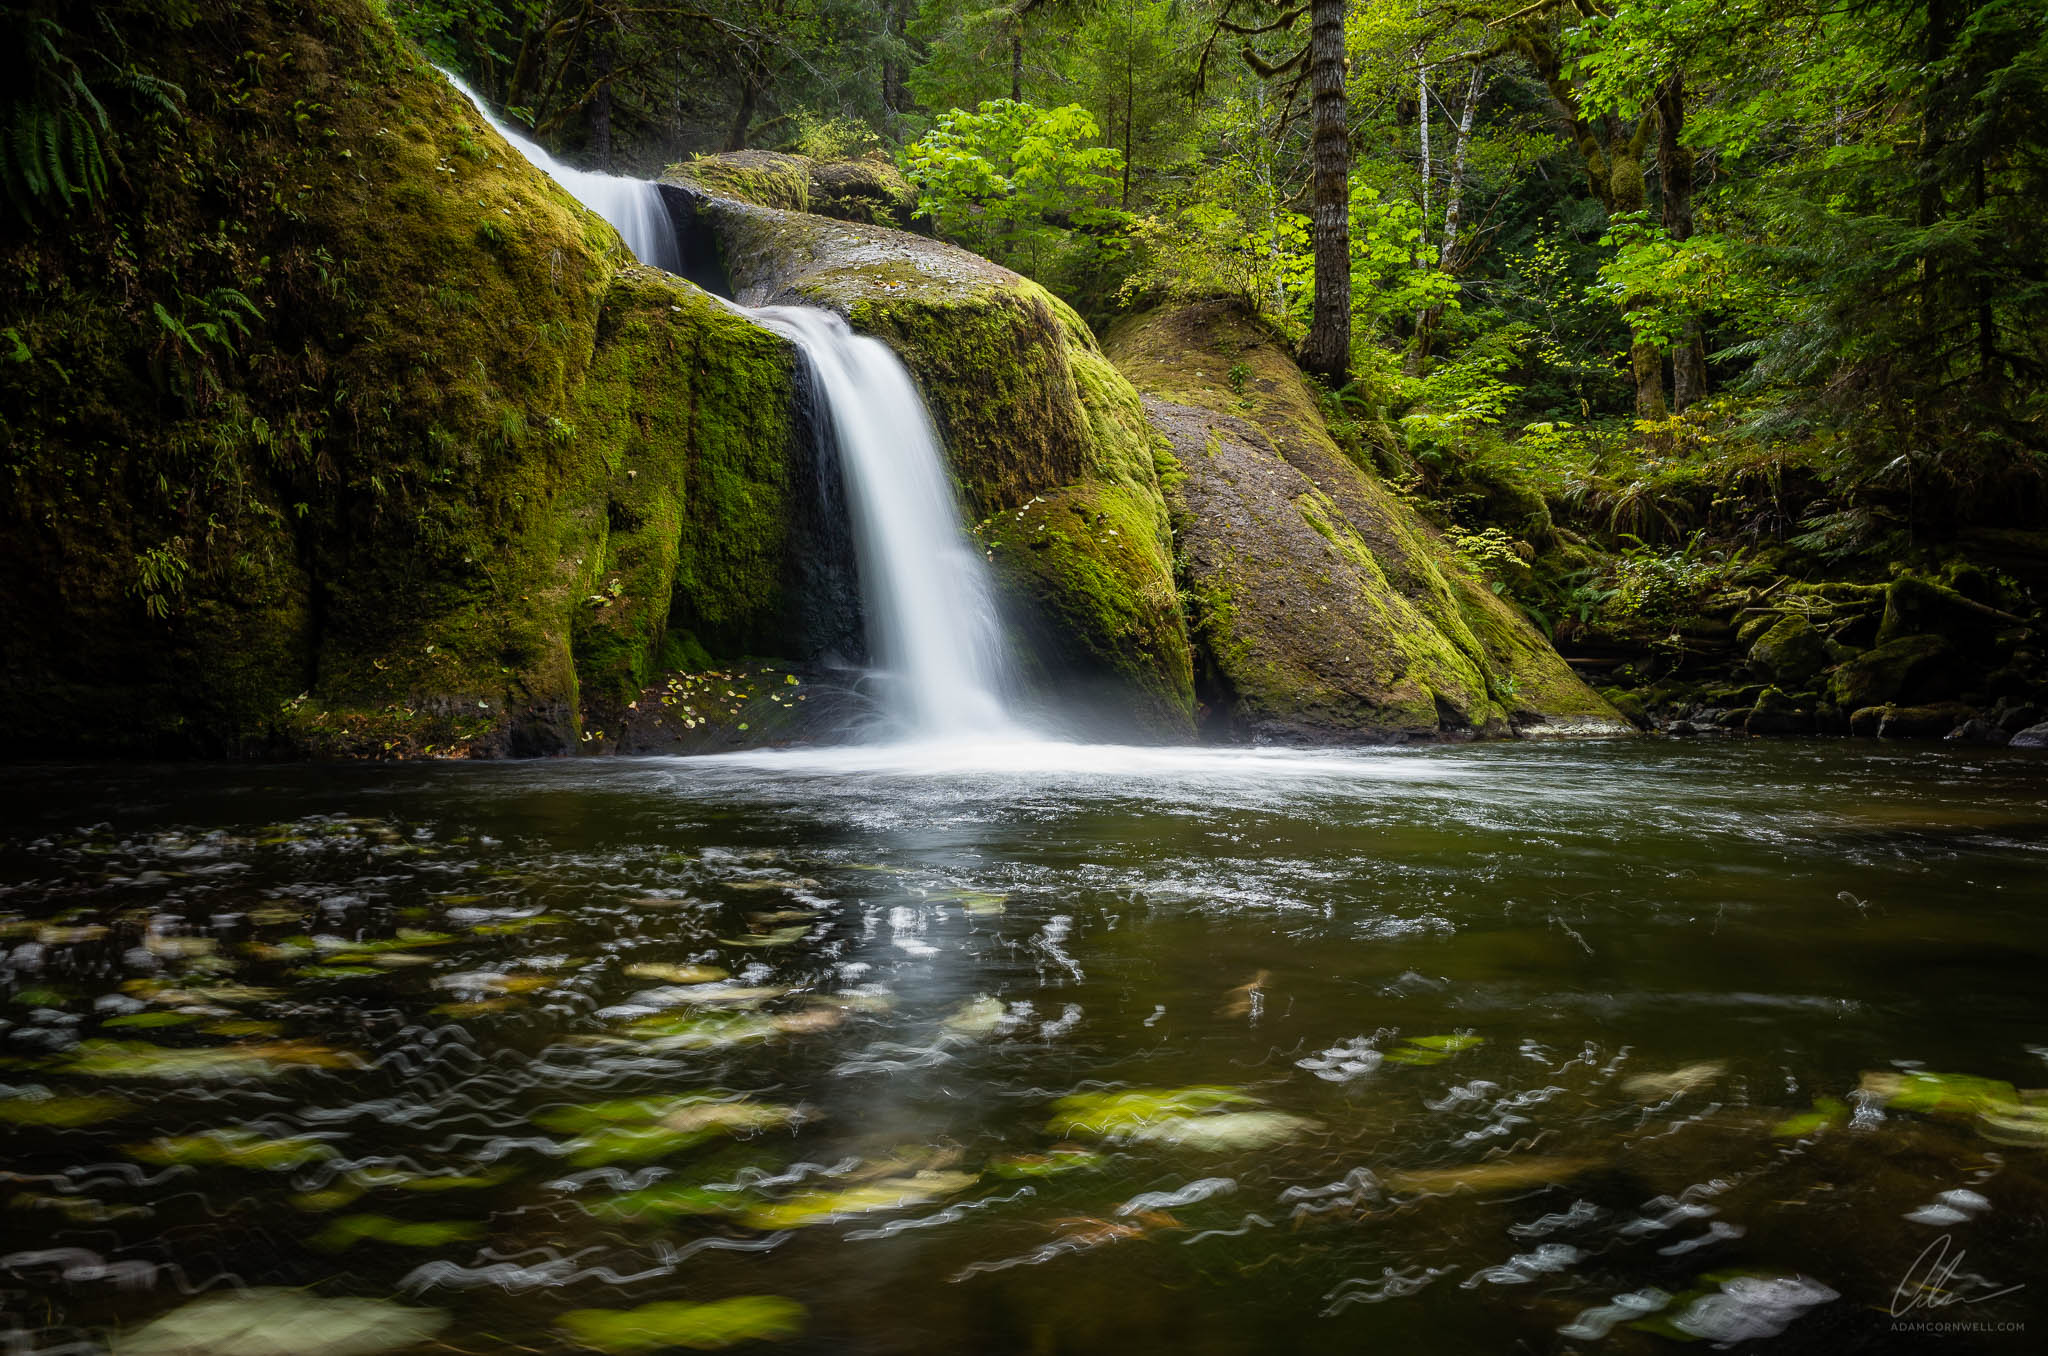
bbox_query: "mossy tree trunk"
[1656,73,1706,411]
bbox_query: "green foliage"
[133,538,191,620]
[0,5,183,222]
[787,109,879,160]
[903,99,1128,277]
[1593,212,1780,356]
[1401,325,1527,459]
[150,287,262,407]
[1606,531,1751,623]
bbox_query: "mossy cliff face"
[1107,302,1629,742]
[0,0,808,755]
[660,178,1196,735]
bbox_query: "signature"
[1892,1235,2026,1317]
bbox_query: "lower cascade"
[751,307,1016,737]
[445,72,1017,740]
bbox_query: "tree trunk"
[726,73,757,151]
[590,25,614,172]
[1510,23,1664,416]
[1121,1,1134,207]
[1656,74,1706,410]
[1439,64,1480,267]
[1299,0,1350,382]
[1010,15,1023,102]
[1609,125,1665,417]
[883,0,908,137]
[1410,63,1481,371]
[1417,54,1431,257]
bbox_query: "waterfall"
[751,307,1014,735]
[440,72,680,273]
[439,69,1019,739]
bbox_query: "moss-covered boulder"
[666,151,918,229]
[1106,301,1629,742]
[0,0,816,756]
[660,177,1195,734]
[1827,634,1960,710]
[1878,702,1977,739]
[1748,614,1829,687]
[1877,575,2011,653]
[1745,686,1814,736]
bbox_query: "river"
[2,738,2043,1352]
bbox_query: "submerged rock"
[2009,721,2048,749]
[1104,302,1628,743]
[1877,702,1977,739]
[1945,717,2010,746]
[558,1297,805,1353]
[110,1290,446,1356]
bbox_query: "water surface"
[2,739,2044,1352]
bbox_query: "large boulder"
[0,0,820,756]
[1827,634,1962,710]
[658,174,1196,735]
[1104,301,1629,742]
[667,151,919,229]
[1878,702,1978,739]
[1745,687,1814,736]
[1748,614,1829,687]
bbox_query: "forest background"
[365,0,2048,710]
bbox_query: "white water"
[440,71,680,272]
[751,307,1016,736]
[437,69,1021,739]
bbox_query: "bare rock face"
[1107,301,1630,744]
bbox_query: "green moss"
[1107,301,1626,740]
[844,288,1092,518]
[0,0,809,756]
[807,158,917,227]
[979,482,1193,733]
[666,150,813,212]
[568,273,798,711]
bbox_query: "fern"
[0,8,181,222]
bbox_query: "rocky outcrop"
[659,173,1197,735]
[666,151,919,229]
[0,0,821,755]
[1105,302,1629,742]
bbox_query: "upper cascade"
[441,70,680,272]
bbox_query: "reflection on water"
[1,739,2044,1353]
